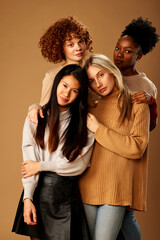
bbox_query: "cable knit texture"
[79,91,150,211]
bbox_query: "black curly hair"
[121,17,159,55]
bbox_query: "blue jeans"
[83,204,126,240]
[116,210,141,240]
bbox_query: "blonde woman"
[79,54,150,240]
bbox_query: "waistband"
[40,171,78,180]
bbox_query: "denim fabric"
[83,204,126,240]
[119,210,141,240]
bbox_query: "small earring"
[137,58,139,61]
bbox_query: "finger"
[39,109,44,118]
[131,94,145,100]
[28,114,31,122]
[32,116,37,124]
[132,95,146,101]
[32,210,37,223]
[132,91,144,96]
[22,160,31,165]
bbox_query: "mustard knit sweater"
[79,91,150,211]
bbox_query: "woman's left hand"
[21,160,40,178]
[131,91,151,104]
[87,113,100,133]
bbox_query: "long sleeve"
[39,72,53,106]
[94,103,150,159]
[22,116,94,197]
[22,118,40,200]
[149,96,158,131]
[40,130,94,176]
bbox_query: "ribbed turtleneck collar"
[99,90,121,104]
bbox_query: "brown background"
[1,0,160,239]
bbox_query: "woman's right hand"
[23,198,37,225]
[28,108,44,124]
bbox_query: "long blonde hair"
[84,54,132,124]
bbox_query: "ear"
[136,52,143,61]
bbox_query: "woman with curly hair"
[113,17,159,240]
[28,16,93,123]
[12,65,94,240]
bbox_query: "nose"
[64,88,70,97]
[75,43,82,51]
[95,79,102,88]
[117,49,123,58]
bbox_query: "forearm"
[22,175,39,200]
[40,131,94,176]
[94,104,150,159]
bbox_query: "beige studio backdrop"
[1,0,160,239]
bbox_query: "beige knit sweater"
[79,91,150,211]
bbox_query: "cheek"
[63,47,71,57]
[70,93,78,103]
[113,50,117,57]
[56,85,62,96]
[82,43,86,50]
[90,85,99,93]
[125,55,136,63]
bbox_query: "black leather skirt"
[12,172,91,240]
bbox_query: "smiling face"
[113,35,142,75]
[63,35,86,65]
[87,65,117,97]
[56,75,80,112]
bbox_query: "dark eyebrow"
[62,80,79,91]
[62,80,68,85]
[96,70,104,77]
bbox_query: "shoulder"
[23,117,37,135]
[139,73,157,97]
[139,72,155,85]
[42,65,63,85]
[47,65,63,80]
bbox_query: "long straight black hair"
[35,64,89,162]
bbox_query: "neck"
[58,106,69,112]
[100,89,120,102]
[120,66,138,76]
[63,59,82,67]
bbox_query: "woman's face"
[57,75,80,112]
[63,35,86,64]
[113,35,141,70]
[87,65,117,97]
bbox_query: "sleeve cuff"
[23,183,37,201]
[28,104,42,112]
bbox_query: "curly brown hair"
[39,16,93,63]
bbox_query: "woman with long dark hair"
[12,64,94,240]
